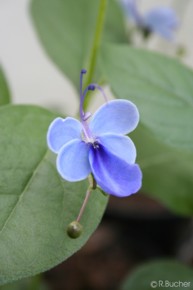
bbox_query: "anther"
[88,84,95,91]
[81,69,87,74]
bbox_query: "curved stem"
[76,175,97,222]
[84,0,108,110]
[76,187,92,222]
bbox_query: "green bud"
[67,221,83,239]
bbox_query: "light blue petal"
[98,133,136,164]
[121,0,143,25]
[144,7,178,40]
[89,100,139,136]
[57,139,91,181]
[89,145,142,197]
[47,117,82,153]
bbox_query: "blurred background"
[0,0,193,289]
[0,0,193,112]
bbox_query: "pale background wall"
[0,0,78,115]
[0,0,192,115]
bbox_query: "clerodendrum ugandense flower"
[47,69,142,197]
[121,0,179,40]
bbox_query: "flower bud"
[67,221,83,239]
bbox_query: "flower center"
[81,128,100,149]
[93,141,100,149]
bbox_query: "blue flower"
[47,69,142,197]
[121,0,179,40]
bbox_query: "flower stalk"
[76,174,96,222]
[67,175,97,239]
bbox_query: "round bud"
[67,221,83,239]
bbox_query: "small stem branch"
[84,0,108,110]
[76,175,97,222]
[76,186,92,222]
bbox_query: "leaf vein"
[0,150,49,236]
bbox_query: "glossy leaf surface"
[0,105,108,285]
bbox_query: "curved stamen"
[90,83,108,104]
[80,69,87,96]
[79,69,108,142]
[79,69,87,120]
[79,70,108,122]
[82,84,95,101]
[83,84,107,105]
[81,84,107,119]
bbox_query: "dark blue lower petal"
[89,145,142,197]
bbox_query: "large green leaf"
[101,44,193,152]
[0,67,11,105]
[121,260,193,290]
[131,125,193,215]
[0,105,108,285]
[30,0,126,89]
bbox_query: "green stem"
[84,0,108,110]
